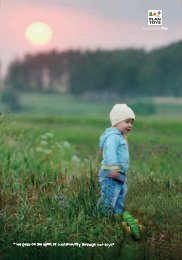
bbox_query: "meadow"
[0,93,182,259]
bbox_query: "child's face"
[116,118,134,134]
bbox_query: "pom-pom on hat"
[110,104,135,126]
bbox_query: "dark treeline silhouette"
[5,40,182,97]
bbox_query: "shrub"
[130,100,156,115]
[1,88,22,111]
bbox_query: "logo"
[148,10,162,25]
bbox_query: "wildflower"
[40,140,48,145]
[43,149,52,155]
[36,147,43,152]
[45,133,54,138]
[63,141,70,148]
[40,134,48,140]
[72,155,80,162]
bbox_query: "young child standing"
[98,104,135,216]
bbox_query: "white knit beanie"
[110,104,135,126]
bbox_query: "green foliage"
[129,100,156,115]
[1,88,22,111]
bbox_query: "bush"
[1,88,22,111]
[130,100,156,115]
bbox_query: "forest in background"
[3,40,182,98]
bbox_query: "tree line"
[4,40,182,97]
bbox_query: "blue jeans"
[98,175,127,215]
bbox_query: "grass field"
[0,93,182,259]
[1,92,182,118]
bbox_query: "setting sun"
[25,22,52,46]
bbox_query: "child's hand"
[110,171,120,179]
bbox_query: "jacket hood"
[99,127,121,149]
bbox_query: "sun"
[25,22,52,46]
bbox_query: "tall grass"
[0,114,181,259]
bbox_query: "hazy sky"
[0,0,182,75]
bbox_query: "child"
[97,104,135,216]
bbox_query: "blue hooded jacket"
[99,127,129,177]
